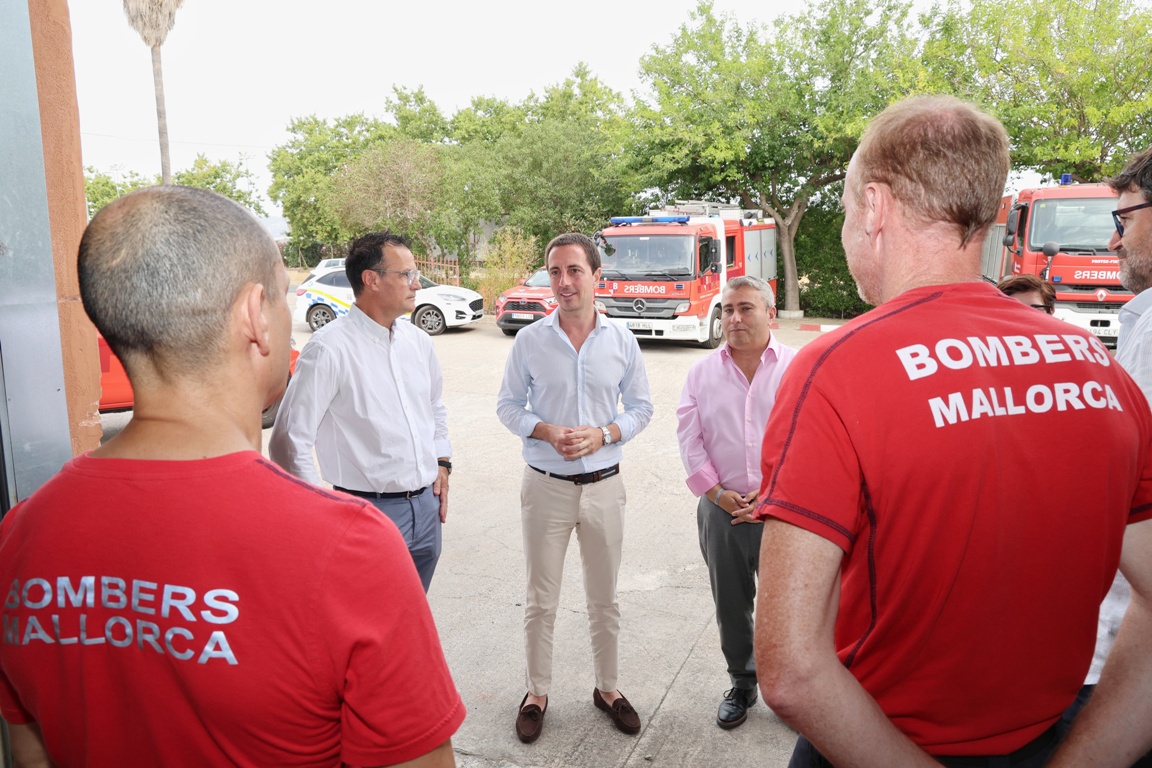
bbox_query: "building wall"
[29,0,101,454]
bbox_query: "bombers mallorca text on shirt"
[756,282,1152,756]
[0,451,465,767]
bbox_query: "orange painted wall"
[28,0,102,454]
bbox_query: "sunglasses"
[1112,201,1152,237]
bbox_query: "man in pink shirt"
[676,275,797,729]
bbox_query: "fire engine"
[981,177,1127,346]
[594,201,777,348]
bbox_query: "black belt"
[333,485,428,500]
[530,464,620,485]
[935,723,1060,768]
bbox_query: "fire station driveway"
[421,314,824,768]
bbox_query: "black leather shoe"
[717,687,757,729]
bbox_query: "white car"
[294,267,484,335]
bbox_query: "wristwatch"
[600,426,613,446]
[438,459,452,475]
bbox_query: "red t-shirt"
[0,451,465,767]
[758,282,1152,756]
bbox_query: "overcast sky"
[68,0,801,215]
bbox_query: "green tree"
[122,0,184,184]
[474,226,539,314]
[173,154,266,215]
[83,167,153,219]
[267,114,395,251]
[792,189,871,318]
[635,0,920,314]
[387,86,452,143]
[495,66,642,247]
[921,0,1152,181]
[327,138,444,256]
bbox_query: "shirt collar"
[719,333,781,367]
[349,302,396,341]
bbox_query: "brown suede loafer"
[593,688,641,735]
[515,692,546,743]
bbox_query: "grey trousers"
[697,494,762,690]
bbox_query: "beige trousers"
[521,465,626,696]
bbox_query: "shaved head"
[79,186,281,374]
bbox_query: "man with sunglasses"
[1050,147,1152,768]
[271,232,452,592]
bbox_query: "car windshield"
[525,270,550,287]
[419,275,436,289]
[1028,198,1116,251]
[599,235,696,277]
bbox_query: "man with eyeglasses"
[1050,147,1152,768]
[271,231,453,592]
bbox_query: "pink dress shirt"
[676,335,798,497]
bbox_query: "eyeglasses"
[1112,202,1152,236]
[371,268,421,284]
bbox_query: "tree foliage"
[473,226,540,311]
[84,167,154,219]
[173,154,266,215]
[921,0,1152,182]
[793,189,871,318]
[266,66,642,272]
[634,0,920,313]
[328,139,444,256]
[267,114,395,249]
[84,156,267,219]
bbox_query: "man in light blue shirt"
[497,232,653,744]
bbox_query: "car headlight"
[544,297,557,306]
[674,302,690,314]
[441,294,466,303]
[595,300,607,312]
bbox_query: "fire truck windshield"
[1027,197,1116,252]
[599,235,696,279]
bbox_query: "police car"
[294,267,484,335]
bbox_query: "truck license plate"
[512,313,534,320]
[627,321,652,330]
[1089,326,1115,337]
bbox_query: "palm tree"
[122,0,185,185]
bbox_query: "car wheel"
[502,328,517,337]
[700,307,722,349]
[306,304,336,331]
[413,305,446,336]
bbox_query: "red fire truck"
[594,201,777,348]
[981,177,1127,346]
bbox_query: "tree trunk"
[778,222,801,313]
[151,44,171,185]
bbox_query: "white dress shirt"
[1116,286,1152,404]
[269,304,450,493]
[496,312,653,474]
[1087,287,1152,683]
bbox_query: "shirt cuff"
[686,466,720,497]
[520,414,543,440]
